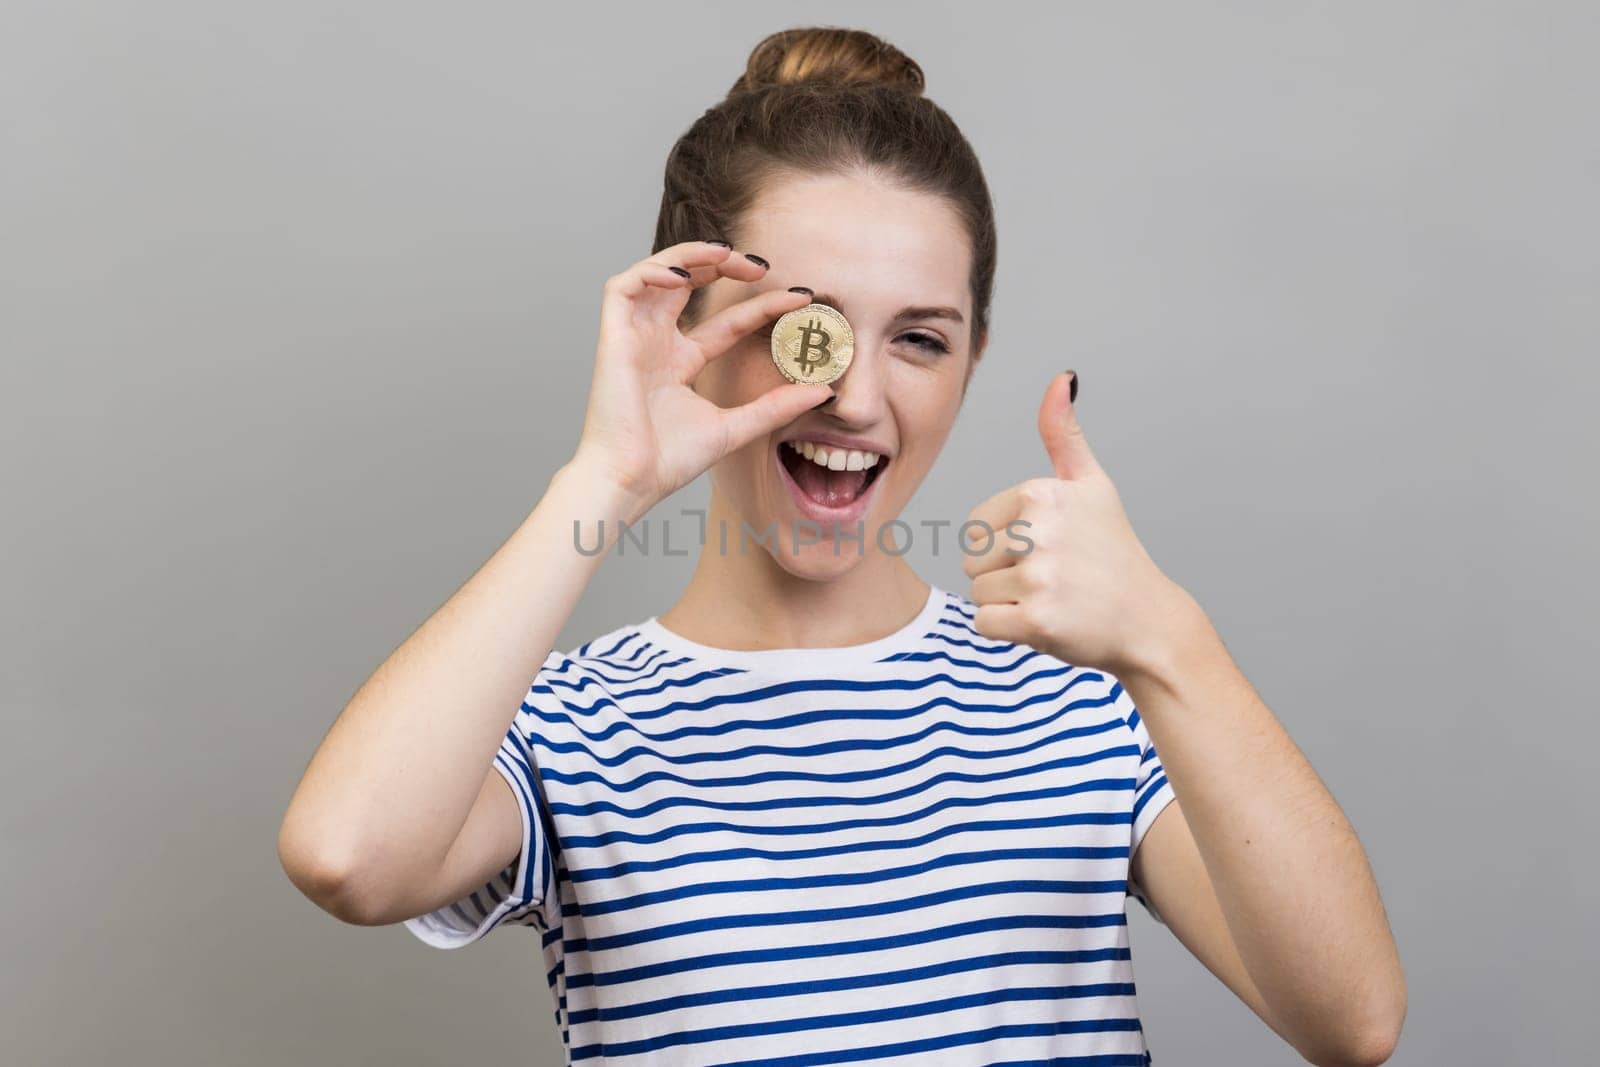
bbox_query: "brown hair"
[653,26,997,354]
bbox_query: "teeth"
[785,440,883,471]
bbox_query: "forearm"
[278,457,644,911]
[1116,590,1406,1059]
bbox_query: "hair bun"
[733,26,925,96]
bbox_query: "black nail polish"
[668,266,692,278]
[744,253,770,269]
[706,239,732,248]
[787,286,814,295]
[1065,369,1078,403]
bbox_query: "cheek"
[892,358,966,443]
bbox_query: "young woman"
[280,27,1405,1067]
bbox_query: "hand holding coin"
[570,240,832,523]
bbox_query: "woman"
[279,26,1405,1066]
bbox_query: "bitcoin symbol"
[770,302,855,385]
[793,318,834,377]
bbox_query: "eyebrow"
[806,292,965,327]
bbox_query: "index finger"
[961,483,1027,578]
[682,286,815,370]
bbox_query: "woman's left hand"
[962,371,1198,678]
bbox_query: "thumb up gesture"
[962,372,1196,678]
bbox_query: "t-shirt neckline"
[637,583,947,670]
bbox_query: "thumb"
[720,381,834,454]
[1037,370,1101,480]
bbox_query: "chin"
[765,535,876,581]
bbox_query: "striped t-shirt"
[405,583,1178,1065]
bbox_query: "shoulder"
[920,588,995,650]
[918,590,1125,707]
[515,620,670,712]
[915,591,1113,694]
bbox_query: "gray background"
[4,2,1595,1064]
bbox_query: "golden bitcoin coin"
[770,303,854,386]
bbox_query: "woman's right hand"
[567,240,833,522]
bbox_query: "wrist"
[553,452,657,528]
[1112,582,1219,696]
[520,459,653,574]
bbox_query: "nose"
[814,335,889,425]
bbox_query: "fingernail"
[668,266,692,278]
[744,253,770,269]
[812,390,834,408]
[787,286,814,295]
[706,239,732,248]
[1065,369,1078,403]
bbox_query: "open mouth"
[776,439,890,520]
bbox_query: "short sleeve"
[402,652,567,949]
[1115,678,1177,925]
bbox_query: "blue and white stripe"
[405,585,1177,1065]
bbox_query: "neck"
[656,488,931,651]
